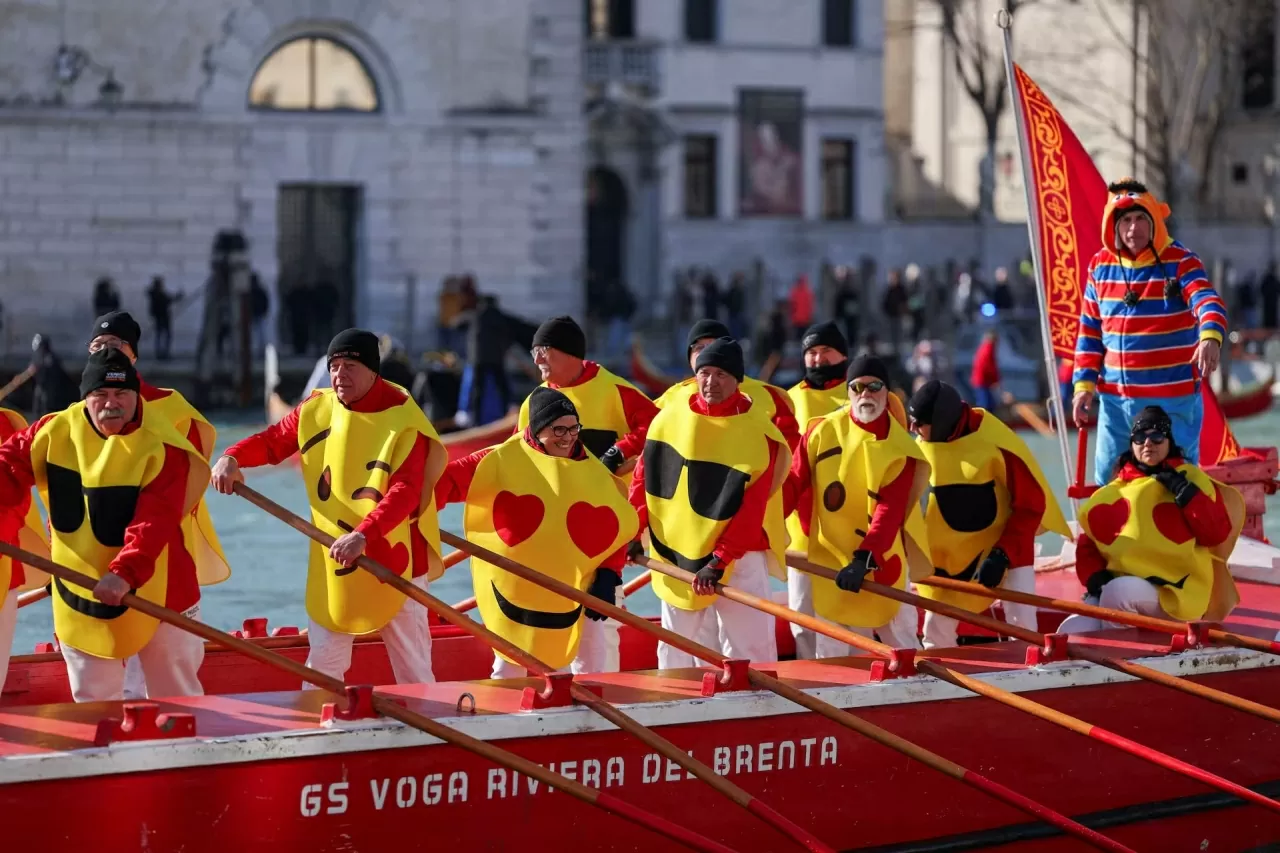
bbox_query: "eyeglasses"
[849,380,885,394]
[548,423,582,438]
[1131,429,1169,446]
[530,346,550,359]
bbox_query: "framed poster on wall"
[738,89,804,217]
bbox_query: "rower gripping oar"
[640,555,1280,818]
[394,528,1132,852]
[232,483,832,853]
[919,574,1280,657]
[786,553,1280,727]
[0,539,737,853]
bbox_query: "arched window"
[248,37,379,112]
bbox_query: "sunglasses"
[849,380,886,394]
[548,423,582,438]
[1130,429,1169,446]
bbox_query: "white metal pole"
[996,8,1078,520]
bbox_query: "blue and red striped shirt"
[1072,241,1226,398]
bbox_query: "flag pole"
[997,8,1078,520]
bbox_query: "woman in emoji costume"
[1061,405,1243,632]
[437,387,637,676]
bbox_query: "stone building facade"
[0,0,585,358]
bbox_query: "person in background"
[882,269,908,355]
[1071,179,1226,481]
[905,264,927,342]
[991,267,1015,312]
[1236,270,1258,332]
[1059,406,1242,632]
[1261,262,1280,330]
[833,266,861,348]
[788,274,814,341]
[724,272,749,342]
[970,330,1001,410]
[249,272,270,354]
[146,276,182,361]
[93,276,120,318]
[437,276,463,354]
[28,334,77,417]
[460,295,515,427]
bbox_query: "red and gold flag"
[1011,63,1239,464]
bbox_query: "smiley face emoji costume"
[463,433,637,668]
[0,408,50,595]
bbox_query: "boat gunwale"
[1,640,1274,787]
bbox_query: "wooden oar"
[17,585,50,609]
[406,530,1131,851]
[1013,402,1054,438]
[0,365,35,404]
[0,539,736,853]
[786,554,1280,726]
[637,556,1280,817]
[919,574,1280,657]
[233,483,830,853]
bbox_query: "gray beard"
[852,400,885,424]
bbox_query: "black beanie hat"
[800,321,848,357]
[693,336,745,382]
[526,386,579,438]
[845,354,889,386]
[1130,405,1173,441]
[326,328,381,375]
[908,380,965,441]
[80,347,140,399]
[89,311,142,352]
[686,319,732,358]
[532,316,586,360]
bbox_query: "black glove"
[1084,568,1116,600]
[585,571,622,621]
[836,550,875,592]
[600,445,625,474]
[976,546,1010,589]
[693,558,726,594]
[626,539,644,562]
[1153,468,1198,508]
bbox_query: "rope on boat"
[0,538,739,853]
[233,483,830,853]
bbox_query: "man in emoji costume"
[1060,406,1243,632]
[784,355,930,654]
[784,321,850,658]
[438,387,638,677]
[631,337,791,668]
[213,329,445,685]
[1071,179,1227,482]
[0,349,208,701]
[0,407,51,696]
[87,310,229,697]
[654,319,801,450]
[907,380,1071,649]
[517,315,659,478]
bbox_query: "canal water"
[14,410,1280,652]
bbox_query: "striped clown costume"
[1073,179,1227,484]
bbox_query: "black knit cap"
[326,328,381,375]
[527,386,579,437]
[800,321,848,357]
[1130,405,1173,441]
[846,354,889,386]
[88,311,142,352]
[532,315,586,360]
[686,319,732,358]
[908,380,964,441]
[80,347,140,399]
[693,336,745,382]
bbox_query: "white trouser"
[304,575,434,688]
[787,566,817,660]
[122,654,146,699]
[658,551,778,669]
[922,565,1038,649]
[490,592,622,679]
[814,602,922,658]
[62,603,206,702]
[1058,575,1170,634]
[0,590,16,697]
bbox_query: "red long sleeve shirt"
[520,361,660,460]
[1075,458,1234,589]
[436,429,629,576]
[628,390,781,564]
[763,384,801,451]
[225,378,429,543]
[782,408,916,566]
[970,338,1000,388]
[0,414,32,590]
[0,405,197,610]
[950,408,1045,568]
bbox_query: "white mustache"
[98,407,126,419]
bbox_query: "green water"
[13,412,1280,652]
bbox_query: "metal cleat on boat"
[93,702,196,746]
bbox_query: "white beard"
[852,398,886,424]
